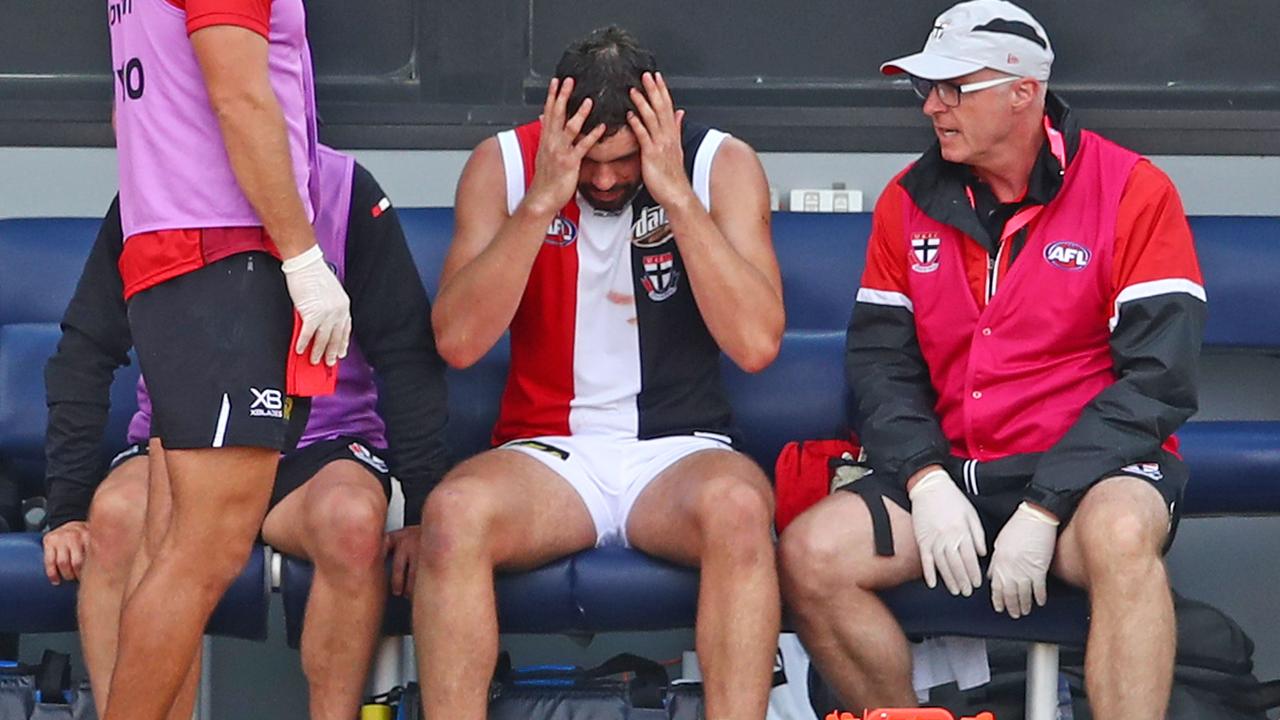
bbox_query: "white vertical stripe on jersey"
[568,198,642,438]
[693,130,729,209]
[496,129,525,215]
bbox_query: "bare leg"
[778,492,922,708]
[88,446,199,720]
[102,446,276,720]
[626,450,779,720]
[261,460,389,720]
[78,457,148,712]
[1053,477,1175,720]
[412,450,597,720]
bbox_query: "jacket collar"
[898,91,1081,251]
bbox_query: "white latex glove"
[908,468,988,597]
[281,245,351,366]
[988,501,1060,618]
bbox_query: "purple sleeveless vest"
[109,0,316,240]
[128,146,386,449]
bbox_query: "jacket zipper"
[985,239,1006,305]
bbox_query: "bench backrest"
[1,211,1275,500]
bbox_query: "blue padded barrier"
[572,547,701,633]
[1180,421,1280,515]
[722,331,849,472]
[0,324,139,494]
[0,534,76,634]
[768,212,869,331]
[0,533,271,640]
[2,210,1278,654]
[279,554,582,647]
[0,218,101,326]
[1189,216,1280,350]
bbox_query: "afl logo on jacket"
[1044,240,1091,270]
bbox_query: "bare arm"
[433,78,604,368]
[430,138,556,368]
[190,25,315,260]
[668,137,783,372]
[627,72,783,372]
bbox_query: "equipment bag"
[487,652,676,720]
[1059,594,1280,720]
[0,650,97,720]
[773,436,865,534]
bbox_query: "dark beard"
[578,182,642,213]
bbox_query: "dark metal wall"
[2,0,1277,154]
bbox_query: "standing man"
[42,147,448,719]
[779,1,1205,717]
[417,26,784,720]
[105,1,349,718]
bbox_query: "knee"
[1073,485,1167,575]
[778,508,866,603]
[695,474,774,555]
[86,481,147,571]
[417,479,500,567]
[306,490,387,573]
[194,535,259,593]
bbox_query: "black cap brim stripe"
[971,19,1048,49]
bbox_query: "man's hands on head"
[524,78,607,218]
[988,501,1059,618]
[42,520,91,585]
[626,72,696,211]
[907,465,987,597]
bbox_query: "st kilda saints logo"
[1043,240,1091,271]
[632,205,673,248]
[910,233,942,273]
[544,214,578,247]
[640,252,681,302]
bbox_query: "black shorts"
[108,436,392,512]
[108,442,149,472]
[127,252,308,451]
[270,436,393,509]
[842,448,1188,554]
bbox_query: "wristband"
[907,468,951,499]
[281,244,324,273]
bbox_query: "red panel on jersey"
[119,227,279,300]
[172,0,272,38]
[492,121,580,444]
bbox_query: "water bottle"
[1056,673,1075,720]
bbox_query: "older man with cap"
[778,1,1205,716]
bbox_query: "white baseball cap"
[880,0,1054,82]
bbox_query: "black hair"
[553,25,658,133]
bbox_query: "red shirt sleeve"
[171,0,271,38]
[1110,159,1205,311]
[860,177,911,298]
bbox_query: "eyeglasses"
[909,75,1018,107]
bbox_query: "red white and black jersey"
[491,120,738,446]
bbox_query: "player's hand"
[385,525,421,598]
[525,77,607,217]
[988,502,1059,618]
[42,521,91,585]
[627,72,695,210]
[282,245,352,366]
[908,466,987,597]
